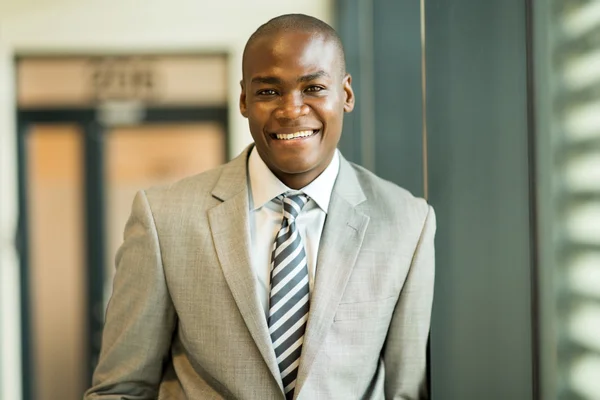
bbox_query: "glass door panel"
[25,124,86,400]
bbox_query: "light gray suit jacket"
[85,146,436,400]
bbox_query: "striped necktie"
[268,193,310,400]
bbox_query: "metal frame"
[525,0,541,397]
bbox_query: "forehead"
[244,32,340,82]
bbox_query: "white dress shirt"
[247,147,340,317]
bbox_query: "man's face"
[240,31,354,188]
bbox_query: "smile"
[271,130,319,140]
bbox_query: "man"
[85,13,435,400]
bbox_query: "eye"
[257,89,278,96]
[305,85,325,93]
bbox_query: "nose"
[275,92,310,120]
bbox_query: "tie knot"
[281,193,309,222]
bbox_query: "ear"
[342,73,355,113]
[239,80,248,118]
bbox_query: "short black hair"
[242,14,347,79]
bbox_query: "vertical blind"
[553,0,600,398]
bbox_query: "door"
[16,54,229,400]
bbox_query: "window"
[541,1,600,398]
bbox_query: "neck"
[272,152,335,190]
[274,171,319,190]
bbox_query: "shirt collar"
[248,146,340,213]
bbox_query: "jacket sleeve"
[383,205,436,400]
[84,190,177,399]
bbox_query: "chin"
[275,157,317,174]
[277,164,314,176]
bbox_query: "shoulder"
[142,162,232,211]
[348,161,432,223]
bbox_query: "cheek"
[312,96,336,113]
[247,106,270,130]
[312,95,344,121]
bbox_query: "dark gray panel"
[335,0,424,197]
[373,0,423,196]
[426,0,534,399]
[335,0,365,165]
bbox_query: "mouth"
[269,129,320,141]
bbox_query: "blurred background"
[0,0,598,399]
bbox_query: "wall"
[0,2,332,399]
[426,0,536,398]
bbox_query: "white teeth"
[275,130,315,140]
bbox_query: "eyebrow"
[251,76,282,85]
[250,70,330,85]
[297,70,330,83]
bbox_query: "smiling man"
[240,22,352,191]
[86,14,435,400]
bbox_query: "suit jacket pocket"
[334,296,397,322]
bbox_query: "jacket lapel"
[294,156,370,397]
[207,147,284,392]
